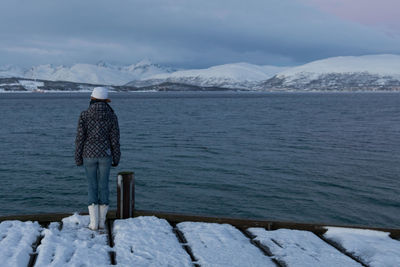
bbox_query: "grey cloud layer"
[1,0,400,67]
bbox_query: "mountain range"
[1,54,400,92]
[0,59,171,85]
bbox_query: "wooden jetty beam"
[116,171,135,219]
[0,212,74,225]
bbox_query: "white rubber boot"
[88,204,99,230]
[99,205,109,229]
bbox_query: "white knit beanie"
[91,87,109,100]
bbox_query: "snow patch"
[113,216,192,266]
[177,222,275,267]
[248,227,361,267]
[18,80,44,91]
[0,220,42,267]
[34,213,111,267]
[324,227,400,267]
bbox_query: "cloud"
[1,0,400,67]
[302,0,400,36]
[0,45,63,56]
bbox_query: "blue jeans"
[83,157,111,205]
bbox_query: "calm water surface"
[0,92,399,228]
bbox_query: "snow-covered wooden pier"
[0,210,399,267]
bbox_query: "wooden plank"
[317,234,368,267]
[170,224,201,267]
[324,227,400,266]
[106,218,116,265]
[27,234,44,267]
[112,216,192,266]
[34,214,110,266]
[0,220,42,267]
[240,228,284,267]
[247,227,362,267]
[177,221,276,267]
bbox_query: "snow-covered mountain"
[0,65,25,78]
[260,54,400,91]
[127,63,289,89]
[0,59,172,85]
[2,54,400,92]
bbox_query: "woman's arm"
[75,112,86,166]
[110,114,121,166]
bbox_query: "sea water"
[0,91,399,228]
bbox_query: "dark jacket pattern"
[75,102,120,166]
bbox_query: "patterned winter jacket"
[75,102,121,166]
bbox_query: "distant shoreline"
[2,89,400,94]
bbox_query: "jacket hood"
[87,102,113,120]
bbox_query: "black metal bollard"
[117,171,135,219]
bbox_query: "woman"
[75,87,120,230]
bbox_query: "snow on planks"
[0,220,41,267]
[34,213,111,267]
[177,221,275,267]
[1,214,400,267]
[248,227,361,267]
[113,216,192,266]
[324,227,400,267]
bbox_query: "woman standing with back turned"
[75,87,121,230]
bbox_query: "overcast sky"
[1,0,400,68]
